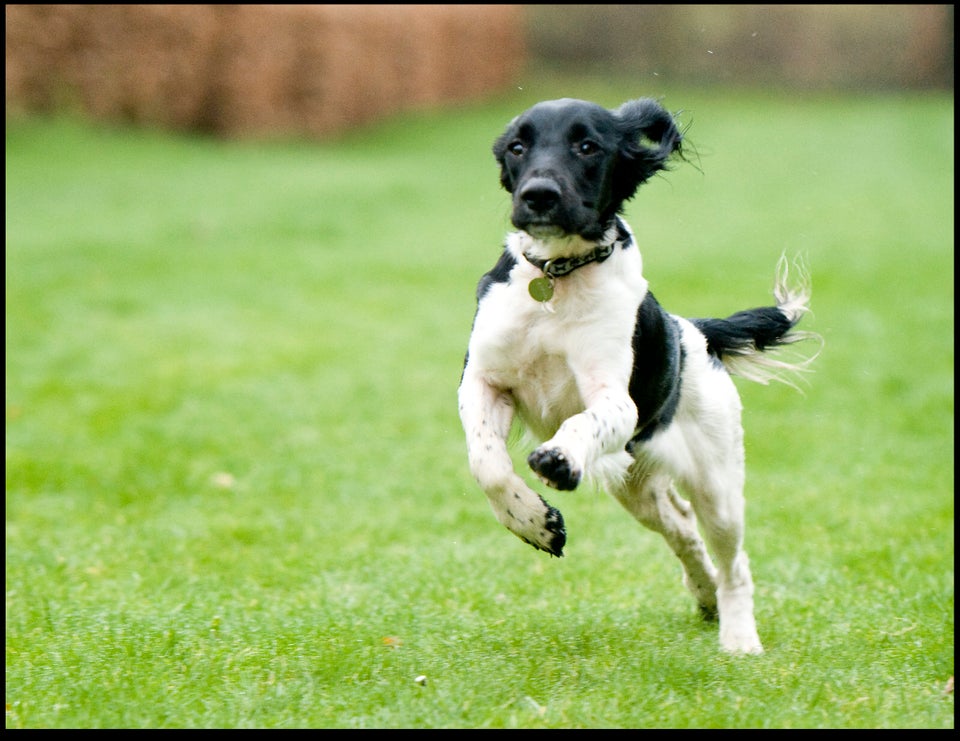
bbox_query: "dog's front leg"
[529,373,637,491]
[458,372,566,556]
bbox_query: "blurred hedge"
[6,5,951,141]
[5,4,525,138]
[527,5,953,91]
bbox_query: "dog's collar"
[523,242,615,278]
[522,219,632,278]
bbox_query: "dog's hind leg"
[687,470,763,655]
[610,472,719,617]
[458,373,566,556]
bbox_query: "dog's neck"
[520,218,632,278]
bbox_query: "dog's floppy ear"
[492,117,520,193]
[611,98,683,203]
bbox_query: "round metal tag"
[528,277,554,302]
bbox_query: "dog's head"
[493,97,683,241]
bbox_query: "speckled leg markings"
[458,375,568,556]
[610,476,720,617]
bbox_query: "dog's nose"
[519,178,561,214]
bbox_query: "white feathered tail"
[690,255,822,390]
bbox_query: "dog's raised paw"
[528,447,581,491]
[520,502,566,557]
[543,504,566,556]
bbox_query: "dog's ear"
[492,118,520,193]
[611,98,683,203]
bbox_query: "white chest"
[468,249,646,438]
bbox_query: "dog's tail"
[690,255,822,389]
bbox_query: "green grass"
[6,77,954,728]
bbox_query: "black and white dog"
[458,97,817,654]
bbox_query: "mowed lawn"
[5,79,954,728]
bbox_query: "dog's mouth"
[523,223,567,239]
[517,215,608,243]
[512,206,582,240]
[511,183,607,242]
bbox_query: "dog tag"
[528,276,554,302]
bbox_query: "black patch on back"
[691,307,794,359]
[626,292,684,450]
[614,217,634,249]
[463,247,519,378]
[476,248,518,301]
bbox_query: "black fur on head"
[492,97,684,240]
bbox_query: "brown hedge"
[5,4,526,138]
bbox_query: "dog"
[457,97,818,654]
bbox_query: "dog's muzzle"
[519,177,562,215]
[513,176,572,237]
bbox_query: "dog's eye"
[508,141,525,157]
[576,140,600,156]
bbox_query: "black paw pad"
[528,447,581,491]
[522,502,566,557]
[544,504,566,557]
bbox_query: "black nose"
[519,177,561,214]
